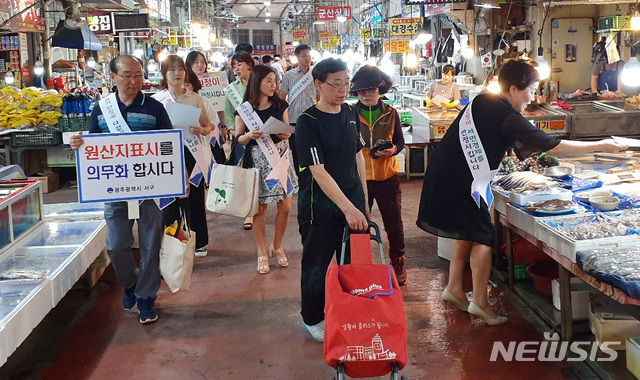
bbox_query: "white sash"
[225,82,244,110]
[287,69,314,104]
[237,101,293,194]
[154,90,212,186]
[459,100,498,208]
[98,93,132,133]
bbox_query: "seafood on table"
[494,171,559,191]
[524,199,574,212]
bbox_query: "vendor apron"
[458,100,498,209]
[597,70,618,92]
[237,101,294,195]
[287,69,313,103]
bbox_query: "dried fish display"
[0,269,48,281]
[543,210,640,240]
[579,247,640,282]
[494,171,558,191]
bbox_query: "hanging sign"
[9,0,45,32]
[293,29,307,40]
[87,12,114,35]
[360,29,371,38]
[316,6,352,21]
[389,18,422,36]
[386,39,410,53]
[254,44,277,54]
[372,28,385,38]
[320,32,330,39]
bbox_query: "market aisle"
[24,181,575,379]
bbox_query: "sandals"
[269,244,289,268]
[257,253,269,274]
[243,222,253,230]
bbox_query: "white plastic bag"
[159,212,195,293]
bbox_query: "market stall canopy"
[51,20,103,51]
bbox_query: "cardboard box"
[27,172,59,194]
[551,277,592,320]
[589,294,640,351]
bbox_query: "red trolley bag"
[324,222,408,379]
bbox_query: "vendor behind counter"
[590,36,624,94]
[426,64,461,109]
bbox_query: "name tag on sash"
[99,93,132,133]
[288,70,313,103]
[459,101,498,208]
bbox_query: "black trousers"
[289,124,299,172]
[367,175,405,259]
[299,222,350,326]
[210,142,226,164]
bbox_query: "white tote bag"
[206,163,259,218]
[159,213,196,293]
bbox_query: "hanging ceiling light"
[473,0,500,9]
[265,10,271,17]
[4,72,14,85]
[622,45,640,87]
[147,59,158,72]
[631,11,640,31]
[265,18,270,23]
[535,47,551,80]
[34,61,45,76]
[336,15,347,23]
[462,44,474,59]
[405,52,418,69]
[158,49,169,62]
[263,1,271,6]
[133,44,144,59]
[487,77,500,94]
[86,56,96,68]
[413,32,433,45]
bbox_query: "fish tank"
[0,180,43,256]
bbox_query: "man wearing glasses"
[295,58,368,342]
[69,55,174,324]
[279,44,318,170]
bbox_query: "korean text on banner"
[75,130,186,203]
[389,18,422,36]
[198,72,229,112]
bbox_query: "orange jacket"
[356,101,400,181]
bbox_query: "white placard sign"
[198,72,229,112]
[75,130,186,203]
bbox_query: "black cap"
[350,65,392,94]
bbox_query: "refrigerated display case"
[521,104,571,137]
[0,185,105,366]
[562,101,640,139]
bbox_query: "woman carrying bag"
[158,55,213,258]
[225,51,256,231]
[234,64,298,274]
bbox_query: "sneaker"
[137,297,159,324]
[391,257,407,286]
[122,284,136,311]
[302,320,324,342]
[195,247,207,258]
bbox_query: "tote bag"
[159,212,196,293]
[206,163,259,218]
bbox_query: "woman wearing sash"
[225,51,256,231]
[417,59,626,325]
[234,64,299,274]
[159,55,213,257]
[185,51,227,164]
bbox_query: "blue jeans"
[104,200,163,299]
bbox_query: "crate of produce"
[57,115,90,132]
[11,131,62,147]
[598,16,614,30]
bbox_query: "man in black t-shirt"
[295,58,368,342]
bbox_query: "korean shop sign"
[386,39,410,53]
[87,12,114,35]
[317,6,351,21]
[360,29,371,38]
[293,29,306,40]
[198,72,230,112]
[389,18,422,36]
[320,32,330,39]
[76,130,185,203]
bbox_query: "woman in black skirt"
[417,59,626,325]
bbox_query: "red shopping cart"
[324,221,408,380]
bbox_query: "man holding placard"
[69,55,176,324]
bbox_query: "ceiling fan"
[61,0,86,30]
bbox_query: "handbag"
[159,209,195,293]
[206,163,259,218]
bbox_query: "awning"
[51,20,103,51]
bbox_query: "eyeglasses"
[116,73,144,81]
[324,81,350,89]
[357,88,378,95]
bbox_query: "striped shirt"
[280,67,318,124]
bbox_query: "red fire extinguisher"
[77,51,85,69]
[424,42,432,58]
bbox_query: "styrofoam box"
[396,152,405,174]
[551,277,592,320]
[505,203,542,236]
[509,188,574,206]
[437,236,454,261]
[535,214,640,262]
[589,294,640,351]
[626,338,640,379]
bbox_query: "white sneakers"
[195,247,207,258]
[302,320,325,342]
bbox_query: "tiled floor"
[0,180,590,379]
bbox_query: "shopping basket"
[324,221,408,380]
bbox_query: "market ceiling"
[226,0,314,21]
